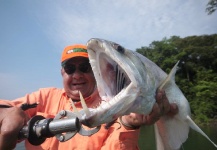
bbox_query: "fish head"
[87,38,139,98]
[80,38,154,127]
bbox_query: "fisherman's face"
[61,57,96,100]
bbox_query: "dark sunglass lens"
[64,64,76,74]
[79,63,91,73]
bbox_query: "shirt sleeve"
[0,88,56,118]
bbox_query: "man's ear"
[61,68,64,76]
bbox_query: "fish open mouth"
[87,39,136,101]
[94,52,131,98]
[73,38,140,127]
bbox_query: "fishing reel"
[18,110,100,145]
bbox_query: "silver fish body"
[82,38,217,150]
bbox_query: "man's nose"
[71,68,83,79]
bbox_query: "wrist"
[119,116,140,130]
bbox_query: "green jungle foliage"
[136,34,217,125]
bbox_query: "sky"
[0,0,217,99]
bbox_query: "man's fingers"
[156,90,170,115]
[167,103,178,116]
[145,103,161,125]
[161,91,171,115]
[156,90,163,104]
[0,127,17,150]
[0,107,26,150]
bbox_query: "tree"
[206,0,217,15]
[136,34,217,124]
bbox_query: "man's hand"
[0,107,28,150]
[121,90,178,128]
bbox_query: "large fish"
[78,38,217,150]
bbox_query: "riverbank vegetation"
[136,34,217,125]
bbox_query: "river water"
[138,125,217,150]
[15,125,217,150]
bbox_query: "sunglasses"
[63,62,92,74]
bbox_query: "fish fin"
[155,116,189,150]
[186,115,217,148]
[158,61,179,90]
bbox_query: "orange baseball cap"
[61,44,88,64]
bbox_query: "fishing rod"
[0,104,100,146]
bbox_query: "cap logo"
[67,48,87,54]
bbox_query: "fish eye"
[113,43,125,53]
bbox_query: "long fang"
[79,91,91,117]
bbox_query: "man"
[0,44,178,150]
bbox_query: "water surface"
[139,125,217,150]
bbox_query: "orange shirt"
[2,87,140,150]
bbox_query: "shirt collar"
[61,88,95,104]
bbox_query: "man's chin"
[67,90,79,99]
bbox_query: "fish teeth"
[79,91,91,117]
[93,102,100,109]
